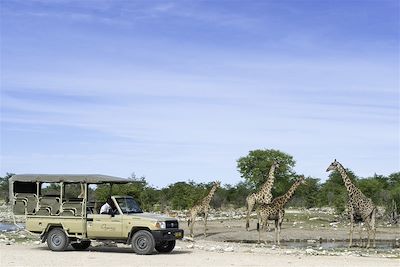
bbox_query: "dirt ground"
[1,241,399,267]
[1,208,399,266]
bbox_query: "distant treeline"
[98,171,400,214]
[1,171,399,214]
[1,149,399,215]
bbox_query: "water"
[285,239,398,249]
[0,223,25,232]
[225,239,399,249]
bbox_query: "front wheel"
[155,240,176,253]
[71,240,91,250]
[47,228,69,251]
[131,230,155,255]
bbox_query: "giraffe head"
[214,181,221,188]
[326,159,339,172]
[272,159,280,169]
[296,175,306,185]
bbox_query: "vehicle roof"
[10,174,130,184]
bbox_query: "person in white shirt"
[100,197,113,214]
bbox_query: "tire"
[46,228,69,251]
[155,240,176,253]
[131,230,155,255]
[71,240,91,250]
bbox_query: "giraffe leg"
[277,212,283,246]
[246,198,254,231]
[367,210,376,248]
[264,219,270,244]
[258,208,269,232]
[372,209,376,248]
[349,213,354,248]
[187,214,191,227]
[372,226,376,248]
[358,223,363,247]
[189,220,193,237]
[274,219,278,245]
[259,218,268,244]
[189,214,195,237]
[204,211,208,237]
[366,223,371,249]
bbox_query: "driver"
[100,197,114,214]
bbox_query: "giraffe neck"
[336,163,357,194]
[278,180,302,207]
[260,164,277,191]
[203,184,218,205]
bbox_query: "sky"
[0,0,399,187]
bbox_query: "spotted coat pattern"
[326,159,376,248]
[245,161,280,230]
[257,176,305,244]
[187,181,220,237]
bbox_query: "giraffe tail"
[186,209,191,227]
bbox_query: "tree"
[211,181,253,208]
[358,175,388,206]
[291,177,321,208]
[161,181,207,210]
[237,149,296,196]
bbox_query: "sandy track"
[1,243,399,267]
[1,208,399,266]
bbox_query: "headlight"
[156,221,166,229]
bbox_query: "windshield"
[115,197,143,214]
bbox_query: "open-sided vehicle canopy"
[10,174,130,184]
[9,174,130,203]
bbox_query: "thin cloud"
[1,0,398,185]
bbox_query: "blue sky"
[1,0,399,187]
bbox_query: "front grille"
[166,220,179,229]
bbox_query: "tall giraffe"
[245,161,280,230]
[326,159,376,248]
[257,176,305,245]
[187,181,221,237]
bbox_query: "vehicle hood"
[130,212,176,221]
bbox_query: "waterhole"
[225,238,399,249]
[0,223,25,232]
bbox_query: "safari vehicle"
[9,174,183,255]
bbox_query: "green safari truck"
[9,174,183,254]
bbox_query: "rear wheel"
[47,228,69,251]
[155,240,176,253]
[131,230,155,255]
[71,240,91,250]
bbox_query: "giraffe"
[245,160,280,230]
[389,199,398,225]
[257,176,305,245]
[187,181,221,237]
[326,159,376,248]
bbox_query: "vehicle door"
[86,213,123,239]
